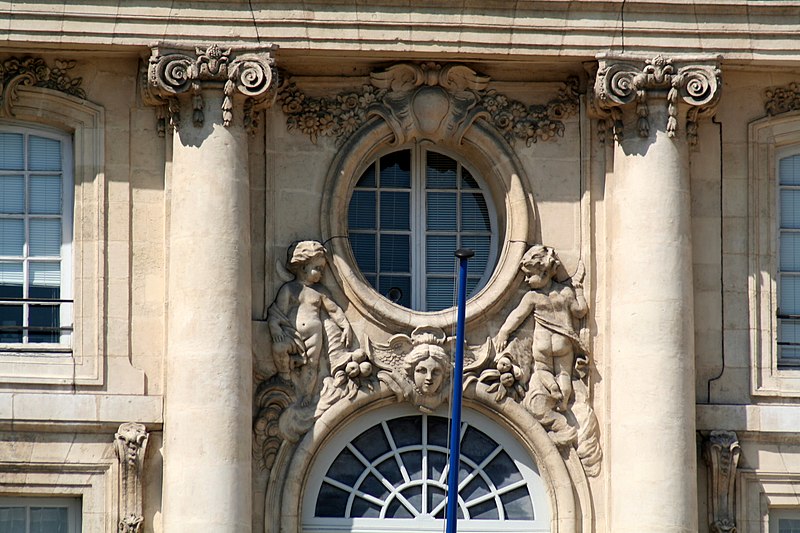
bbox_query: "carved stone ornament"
[277,62,578,147]
[703,430,741,533]
[141,44,277,136]
[253,242,601,479]
[590,54,721,146]
[114,423,149,533]
[0,56,85,117]
[765,82,800,116]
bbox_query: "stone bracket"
[702,430,741,533]
[115,422,149,533]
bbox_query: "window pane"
[426,152,457,189]
[348,190,376,229]
[500,485,535,520]
[356,163,376,187]
[29,219,61,256]
[28,136,62,171]
[461,235,491,274]
[29,262,61,299]
[461,168,480,189]
[379,150,410,188]
[781,189,800,229]
[779,518,800,533]
[0,506,26,533]
[461,192,491,232]
[781,275,800,315]
[0,175,24,214]
[30,506,69,533]
[782,232,800,272]
[780,155,800,186]
[380,234,410,272]
[378,275,411,307]
[427,192,457,231]
[380,191,410,231]
[315,483,349,517]
[29,175,62,215]
[0,262,23,298]
[28,305,60,343]
[0,133,24,171]
[0,305,23,343]
[426,277,455,312]
[427,235,457,274]
[0,219,24,256]
[349,233,376,273]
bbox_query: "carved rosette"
[765,82,800,116]
[277,62,578,147]
[703,430,741,533]
[114,423,149,533]
[142,44,277,136]
[591,55,721,146]
[0,56,85,117]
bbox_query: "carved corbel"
[0,56,86,117]
[141,43,277,136]
[703,430,741,533]
[590,55,721,146]
[114,423,149,533]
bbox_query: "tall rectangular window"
[0,126,72,346]
[0,497,81,533]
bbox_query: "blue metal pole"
[445,248,473,533]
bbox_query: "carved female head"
[403,344,449,396]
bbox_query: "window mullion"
[413,146,426,311]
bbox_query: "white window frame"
[0,86,105,385]
[302,405,551,533]
[748,112,800,396]
[776,150,800,368]
[348,144,499,312]
[0,496,81,533]
[771,509,800,533]
[0,123,74,348]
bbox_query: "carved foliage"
[703,431,741,533]
[765,82,800,116]
[143,44,276,135]
[114,423,148,533]
[0,56,85,117]
[278,62,578,147]
[591,55,721,146]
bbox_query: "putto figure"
[496,245,588,413]
[268,240,353,406]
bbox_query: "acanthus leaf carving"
[0,56,86,117]
[141,44,276,135]
[591,55,721,146]
[764,82,800,116]
[277,62,578,147]
[703,430,741,533]
[114,422,149,533]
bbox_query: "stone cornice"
[141,43,277,134]
[590,54,721,145]
[0,56,85,117]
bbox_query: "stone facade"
[1,2,800,532]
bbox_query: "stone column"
[143,44,276,532]
[592,55,721,533]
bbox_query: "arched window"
[303,408,550,533]
[347,146,497,312]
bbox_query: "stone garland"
[0,56,85,116]
[277,70,579,147]
[765,82,800,116]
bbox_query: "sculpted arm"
[496,292,536,350]
[267,285,292,342]
[321,292,353,347]
[570,283,588,319]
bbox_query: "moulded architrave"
[737,471,800,533]
[0,86,106,385]
[749,111,800,396]
[321,116,534,333]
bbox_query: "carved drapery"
[0,56,85,117]
[765,82,800,116]
[141,44,277,135]
[590,54,721,145]
[114,423,149,533]
[703,431,741,533]
[254,242,601,478]
[277,62,578,147]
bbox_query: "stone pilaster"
[142,43,276,532]
[591,54,721,533]
[114,423,149,533]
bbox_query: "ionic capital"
[141,43,277,135]
[589,54,721,145]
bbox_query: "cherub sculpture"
[496,244,588,413]
[267,240,354,406]
[372,327,453,413]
